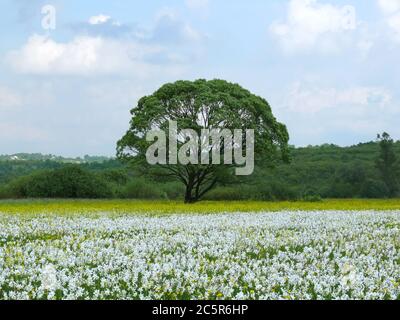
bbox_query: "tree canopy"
[376,132,399,197]
[117,79,290,203]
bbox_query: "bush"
[99,169,129,185]
[161,182,185,200]
[302,194,322,202]
[5,166,112,198]
[121,178,167,199]
[257,182,299,201]
[254,184,274,201]
[327,182,355,198]
[301,188,322,202]
[5,175,31,198]
[360,179,390,198]
[0,185,13,199]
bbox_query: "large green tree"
[376,132,399,197]
[117,79,289,203]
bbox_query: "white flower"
[341,263,355,275]
[40,264,58,292]
[0,210,399,300]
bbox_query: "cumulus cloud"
[377,0,400,15]
[270,0,357,53]
[72,10,205,44]
[149,8,205,44]
[88,14,111,25]
[378,0,400,42]
[24,10,207,76]
[5,34,187,76]
[71,15,132,39]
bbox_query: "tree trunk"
[184,184,197,203]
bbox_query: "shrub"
[302,188,322,202]
[360,179,390,198]
[121,178,167,199]
[5,166,112,199]
[99,169,129,185]
[302,194,322,202]
[161,182,185,200]
[328,182,355,198]
[254,184,275,201]
[257,182,299,201]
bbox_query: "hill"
[0,141,399,200]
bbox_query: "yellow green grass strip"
[1,199,400,215]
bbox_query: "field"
[0,200,399,300]
[2,199,400,215]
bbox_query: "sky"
[0,0,399,157]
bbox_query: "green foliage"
[160,182,186,200]
[376,132,399,197]
[1,137,400,201]
[3,166,112,199]
[0,160,63,184]
[117,79,290,203]
[120,178,167,200]
[300,188,322,202]
[0,159,123,184]
[360,179,390,199]
[302,194,322,202]
[258,181,299,201]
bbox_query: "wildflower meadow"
[0,206,399,300]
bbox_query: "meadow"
[0,200,399,300]
[2,199,400,215]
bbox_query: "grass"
[1,198,400,215]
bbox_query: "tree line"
[0,134,398,201]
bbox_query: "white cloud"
[377,0,400,42]
[151,8,205,43]
[377,0,400,15]
[6,34,185,76]
[0,86,21,109]
[6,6,206,76]
[388,12,400,35]
[286,83,392,114]
[278,82,399,143]
[270,0,357,52]
[88,14,111,25]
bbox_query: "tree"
[8,166,112,199]
[117,79,289,203]
[376,132,399,197]
[360,179,389,199]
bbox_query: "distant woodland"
[1,139,399,201]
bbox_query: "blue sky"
[0,0,399,156]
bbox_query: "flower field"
[0,209,399,300]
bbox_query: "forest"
[1,136,399,201]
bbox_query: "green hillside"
[1,141,399,200]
